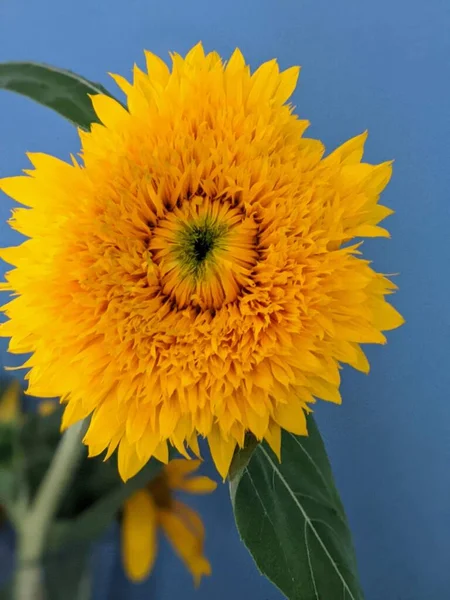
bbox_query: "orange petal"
[207,425,236,480]
[264,421,282,460]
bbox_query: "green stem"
[14,421,86,600]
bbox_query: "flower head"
[37,399,58,417]
[121,458,216,584]
[0,44,403,479]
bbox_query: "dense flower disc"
[0,44,403,480]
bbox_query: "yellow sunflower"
[0,43,403,480]
[121,458,216,585]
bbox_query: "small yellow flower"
[37,399,58,417]
[0,379,21,424]
[121,458,217,585]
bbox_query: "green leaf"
[48,457,164,550]
[0,62,117,130]
[0,467,14,505]
[230,416,364,600]
[0,582,13,600]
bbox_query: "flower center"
[176,219,228,280]
[192,226,216,263]
[148,473,173,509]
[148,196,259,310]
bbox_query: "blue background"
[0,1,449,599]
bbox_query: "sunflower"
[121,458,216,584]
[0,43,403,480]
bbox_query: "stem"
[14,421,86,600]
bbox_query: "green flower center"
[191,226,216,263]
[176,220,228,279]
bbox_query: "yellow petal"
[225,48,246,75]
[185,43,205,66]
[264,421,282,460]
[144,50,170,83]
[0,244,28,267]
[248,59,279,105]
[109,73,133,96]
[159,501,211,586]
[327,132,368,165]
[371,300,405,331]
[153,439,169,464]
[363,161,393,196]
[370,204,394,224]
[89,94,129,129]
[188,433,202,459]
[207,426,236,480]
[104,431,122,461]
[165,458,201,482]
[308,377,342,404]
[84,401,121,450]
[121,490,158,583]
[159,399,179,438]
[274,66,300,104]
[243,403,269,440]
[61,400,91,431]
[136,427,161,463]
[352,224,390,238]
[0,176,36,207]
[176,476,217,495]
[274,398,308,435]
[118,438,147,482]
[351,344,370,374]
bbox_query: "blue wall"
[1,1,449,599]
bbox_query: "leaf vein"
[259,445,357,600]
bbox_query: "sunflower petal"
[207,426,236,480]
[121,490,158,582]
[118,438,147,482]
[159,501,211,586]
[264,421,282,460]
[176,476,217,495]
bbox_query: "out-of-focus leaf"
[0,468,14,505]
[230,416,364,600]
[0,583,12,600]
[19,408,67,504]
[48,457,165,550]
[0,62,117,130]
[43,542,92,600]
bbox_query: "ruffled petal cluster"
[0,43,403,479]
